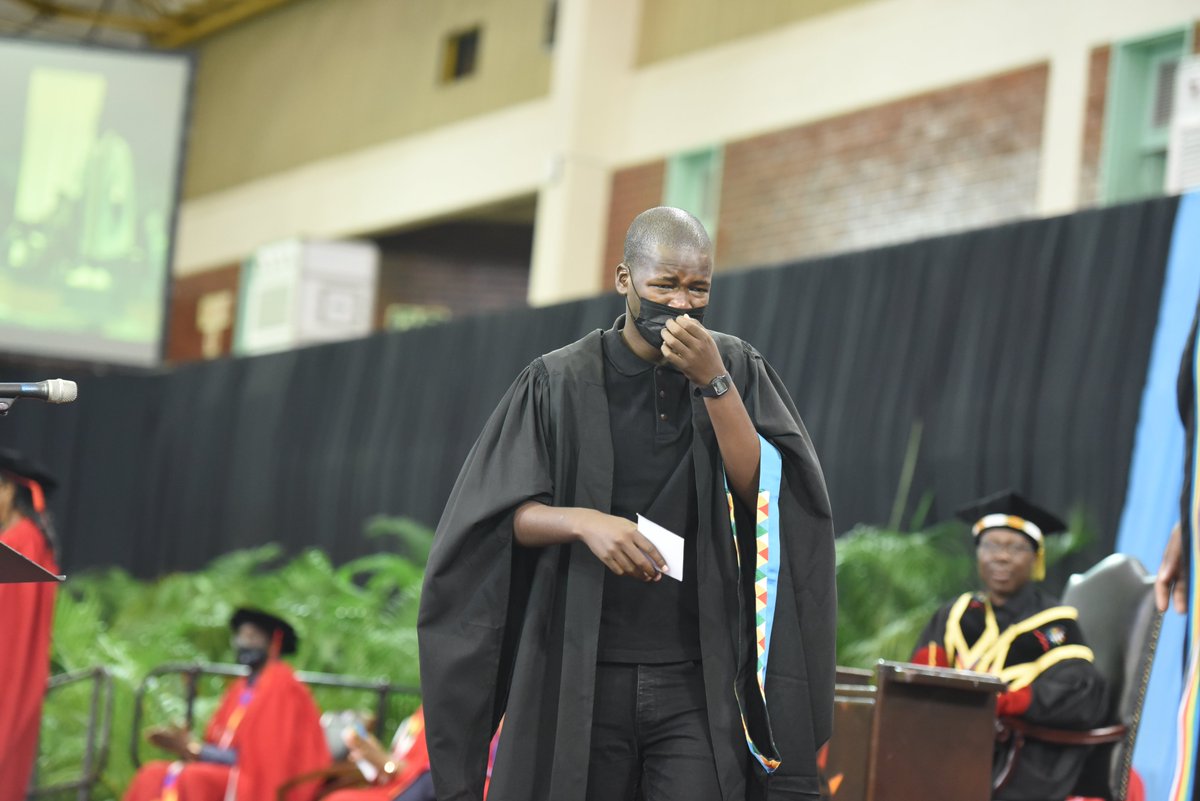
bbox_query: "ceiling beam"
[150,0,293,48]
[9,0,165,34]
[7,0,296,48]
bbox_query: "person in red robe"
[123,608,331,801]
[329,708,500,801]
[0,448,61,801]
[327,707,434,801]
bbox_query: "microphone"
[0,379,78,404]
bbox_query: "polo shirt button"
[659,413,668,421]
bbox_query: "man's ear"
[615,262,631,296]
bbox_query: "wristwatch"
[694,373,732,399]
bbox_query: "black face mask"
[235,646,269,670]
[628,283,707,351]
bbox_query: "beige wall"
[637,0,874,65]
[183,0,553,198]
[175,0,1200,305]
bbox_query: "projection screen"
[0,37,191,366]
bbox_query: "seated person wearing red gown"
[0,449,61,801]
[326,707,434,801]
[124,608,331,801]
[912,492,1106,801]
[328,707,501,801]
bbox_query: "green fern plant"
[37,519,431,800]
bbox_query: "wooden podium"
[822,661,1005,801]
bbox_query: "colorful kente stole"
[218,686,255,749]
[157,684,253,800]
[158,762,185,801]
[727,434,784,773]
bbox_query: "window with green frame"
[663,146,723,240]
[1100,26,1194,204]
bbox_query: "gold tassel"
[1033,545,1045,581]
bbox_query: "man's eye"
[690,287,710,294]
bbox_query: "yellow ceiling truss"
[6,0,297,48]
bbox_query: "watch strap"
[694,374,732,398]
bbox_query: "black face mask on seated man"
[629,284,707,351]
[235,645,269,670]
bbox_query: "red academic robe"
[124,661,331,801]
[323,708,504,801]
[324,708,432,801]
[0,517,58,801]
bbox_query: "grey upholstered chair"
[994,553,1162,801]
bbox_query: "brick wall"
[713,64,1049,270]
[166,264,240,363]
[1079,46,1111,207]
[602,161,666,287]
[374,220,533,327]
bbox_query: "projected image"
[0,40,190,366]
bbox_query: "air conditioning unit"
[235,238,379,356]
[1167,55,1200,194]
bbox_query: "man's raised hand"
[661,315,725,387]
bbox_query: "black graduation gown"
[914,584,1106,801]
[417,328,837,801]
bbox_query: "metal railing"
[29,666,115,801]
[130,662,419,768]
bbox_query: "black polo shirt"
[597,318,701,663]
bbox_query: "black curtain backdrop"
[0,197,1178,580]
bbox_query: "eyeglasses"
[977,541,1035,558]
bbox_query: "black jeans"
[586,661,722,801]
[391,772,435,801]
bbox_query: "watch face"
[712,375,730,395]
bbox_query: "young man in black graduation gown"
[418,207,836,801]
[912,492,1106,801]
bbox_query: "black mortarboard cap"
[230,607,299,655]
[0,448,57,492]
[955,490,1067,540]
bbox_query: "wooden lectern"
[0,541,63,583]
[823,661,1005,801]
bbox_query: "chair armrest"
[1000,716,1127,746]
[993,717,1126,793]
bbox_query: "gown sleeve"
[417,361,555,801]
[732,343,837,798]
[1179,298,1198,550]
[1021,619,1107,729]
[911,604,952,667]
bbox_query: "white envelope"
[637,514,685,582]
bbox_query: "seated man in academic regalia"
[912,491,1106,801]
[124,608,331,801]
